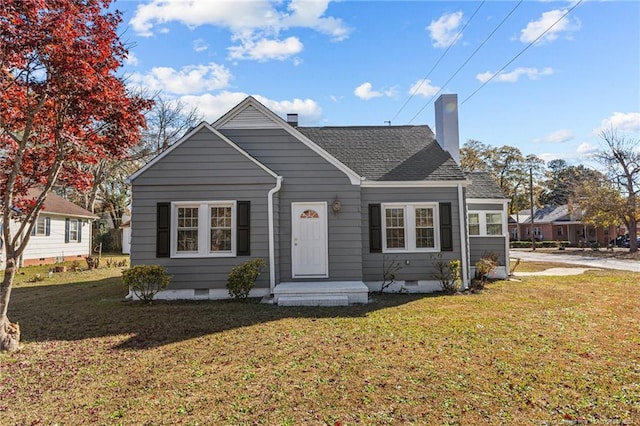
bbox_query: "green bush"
[510,240,571,249]
[433,259,461,294]
[122,265,172,304]
[226,258,266,301]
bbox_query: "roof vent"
[286,113,298,127]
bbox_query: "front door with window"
[292,202,328,278]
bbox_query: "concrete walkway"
[514,267,601,277]
[510,249,640,273]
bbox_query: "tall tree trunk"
[0,257,20,352]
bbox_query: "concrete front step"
[273,281,369,305]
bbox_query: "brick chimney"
[435,94,460,164]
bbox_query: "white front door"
[292,202,328,278]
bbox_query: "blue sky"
[116,0,640,165]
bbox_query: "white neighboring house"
[121,207,131,255]
[0,190,98,270]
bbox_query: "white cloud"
[576,142,597,155]
[533,129,574,144]
[193,38,209,52]
[476,67,553,83]
[427,11,463,48]
[129,0,350,61]
[409,79,440,97]
[520,8,581,44]
[178,91,322,124]
[125,52,139,66]
[129,63,232,95]
[354,82,396,100]
[596,112,640,134]
[228,36,303,61]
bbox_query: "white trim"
[381,203,440,253]
[128,121,279,183]
[170,200,237,258]
[362,180,468,188]
[466,198,509,204]
[468,210,506,237]
[268,176,283,293]
[212,96,362,186]
[291,202,329,279]
[458,183,469,289]
[136,287,271,301]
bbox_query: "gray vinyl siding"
[361,186,463,282]
[131,127,277,291]
[220,128,362,282]
[467,202,507,267]
[469,237,507,266]
[468,203,503,211]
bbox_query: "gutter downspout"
[268,176,283,294]
[503,200,510,277]
[457,183,469,289]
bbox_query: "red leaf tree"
[0,0,152,351]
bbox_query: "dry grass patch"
[1,263,638,425]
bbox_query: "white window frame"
[171,201,236,258]
[34,216,48,236]
[381,203,440,253]
[468,211,505,237]
[68,219,79,242]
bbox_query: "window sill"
[171,252,236,259]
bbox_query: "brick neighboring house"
[508,204,622,246]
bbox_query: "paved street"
[510,249,640,273]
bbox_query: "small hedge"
[227,258,266,301]
[510,240,571,249]
[122,265,172,304]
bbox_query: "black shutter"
[156,203,170,257]
[237,201,250,256]
[439,202,453,252]
[45,217,51,236]
[369,204,382,253]
[77,220,82,243]
[31,222,36,236]
[64,218,70,243]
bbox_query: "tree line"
[460,132,639,253]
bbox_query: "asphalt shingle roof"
[296,125,466,181]
[465,172,508,199]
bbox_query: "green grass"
[1,261,639,425]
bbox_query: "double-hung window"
[33,216,51,236]
[382,203,439,252]
[172,201,236,257]
[68,220,79,242]
[468,211,504,237]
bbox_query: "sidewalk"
[509,249,640,273]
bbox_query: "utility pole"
[530,167,535,251]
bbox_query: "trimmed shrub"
[227,258,266,301]
[122,265,172,304]
[433,259,461,294]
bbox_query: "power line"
[407,0,523,124]
[461,0,584,105]
[390,1,485,124]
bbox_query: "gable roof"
[128,121,279,183]
[513,204,584,224]
[296,125,466,182]
[27,189,97,219]
[212,96,362,185]
[465,172,508,200]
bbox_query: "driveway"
[510,249,640,273]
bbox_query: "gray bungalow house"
[128,94,508,305]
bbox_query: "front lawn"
[1,262,638,425]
